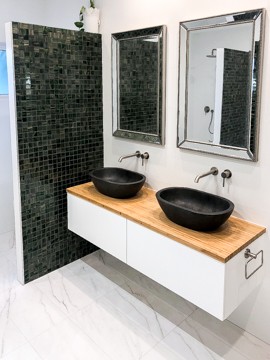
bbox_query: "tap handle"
[221,169,232,187]
[141,152,149,166]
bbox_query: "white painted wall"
[43,0,93,30]
[98,0,270,344]
[0,0,47,43]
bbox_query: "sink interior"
[91,167,145,199]
[156,187,234,231]
[161,188,231,214]
[92,167,144,184]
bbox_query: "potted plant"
[74,0,100,33]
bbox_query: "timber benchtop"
[67,183,266,263]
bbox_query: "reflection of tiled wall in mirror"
[220,49,251,148]
[119,38,158,134]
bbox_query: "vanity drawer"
[126,220,265,320]
[68,193,126,262]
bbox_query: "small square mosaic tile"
[12,23,103,282]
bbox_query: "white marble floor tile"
[0,290,27,358]
[120,279,195,326]
[32,266,100,316]
[30,318,110,360]
[65,259,122,297]
[103,286,177,341]
[82,250,128,286]
[8,283,67,340]
[1,343,42,360]
[0,258,20,293]
[83,250,197,316]
[180,309,270,360]
[70,295,161,360]
[142,326,224,360]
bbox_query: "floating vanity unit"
[67,183,266,320]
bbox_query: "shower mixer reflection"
[204,106,215,138]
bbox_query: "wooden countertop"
[67,183,266,263]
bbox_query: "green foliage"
[74,21,84,29]
[75,6,86,30]
[74,1,95,31]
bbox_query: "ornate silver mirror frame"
[177,9,265,161]
[112,25,166,144]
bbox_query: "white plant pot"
[84,7,100,33]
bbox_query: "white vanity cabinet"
[126,220,265,320]
[67,193,127,262]
[67,184,266,321]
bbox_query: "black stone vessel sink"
[91,167,145,199]
[156,187,234,231]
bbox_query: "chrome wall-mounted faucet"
[194,167,218,183]
[118,150,150,166]
[118,151,141,163]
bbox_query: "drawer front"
[127,220,226,319]
[68,194,126,262]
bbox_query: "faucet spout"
[118,151,141,163]
[194,167,218,183]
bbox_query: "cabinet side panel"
[224,234,266,318]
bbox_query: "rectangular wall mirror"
[177,9,264,161]
[112,25,166,144]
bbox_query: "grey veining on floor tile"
[70,295,161,360]
[179,309,270,360]
[32,265,99,316]
[142,326,223,360]
[83,250,197,322]
[120,279,194,326]
[0,290,27,358]
[8,283,67,340]
[65,259,123,297]
[103,286,177,340]
[82,251,128,286]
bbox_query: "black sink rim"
[156,187,234,216]
[91,167,146,185]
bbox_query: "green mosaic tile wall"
[12,23,103,282]
[119,38,158,134]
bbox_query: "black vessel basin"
[91,167,145,199]
[156,187,234,231]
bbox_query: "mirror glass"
[178,9,264,161]
[112,26,166,144]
